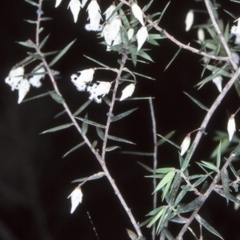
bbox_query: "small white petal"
[71,68,95,91]
[55,0,62,8]
[87,81,111,103]
[104,4,117,22]
[212,75,223,92]
[86,0,102,31]
[127,28,134,40]
[197,28,205,42]
[136,26,148,51]
[29,67,45,88]
[185,10,194,32]
[235,35,240,44]
[231,18,240,36]
[5,67,24,91]
[68,0,82,23]
[81,0,88,8]
[18,79,30,104]
[120,84,135,101]
[68,187,83,214]
[227,115,236,142]
[180,135,191,156]
[131,3,144,26]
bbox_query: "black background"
[1,0,240,239]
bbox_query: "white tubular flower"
[232,52,239,65]
[81,0,88,8]
[68,0,82,23]
[136,26,148,51]
[197,28,205,42]
[127,28,134,41]
[180,135,191,156]
[55,0,62,8]
[104,4,117,22]
[18,79,30,104]
[68,187,83,214]
[120,83,135,101]
[87,81,111,103]
[85,0,102,31]
[227,114,236,142]
[101,23,113,51]
[71,68,95,91]
[112,32,122,47]
[212,75,223,93]
[5,67,24,91]
[29,67,45,88]
[185,10,194,32]
[231,18,240,36]
[109,16,122,40]
[131,2,144,26]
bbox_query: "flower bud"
[136,26,148,51]
[68,187,83,214]
[185,10,194,32]
[18,79,30,104]
[131,3,144,26]
[212,75,223,93]
[227,114,236,142]
[180,134,191,156]
[68,0,82,23]
[120,83,135,101]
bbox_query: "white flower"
[85,0,102,31]
[185,10,194,32]
[197,28,205,42]
[235,35,240,44]
[68,187,83,214]
[212,75,223,92]
[55,0,62,8]
[127,28,134,41]
[68,0,82,23]
[112,32,122,47]
[231,18,240,36]
[227,114,236,142]
[101,23,113,51]
[18,79,30,104]
[180,135,191,156]
[71,68,95,91]
[234,193,240,210]
[232,52,239,65]
[5,67,24,91]
[29,67,45,88]
[87,81,111,103]
[136,26,148,51]
[104,4,117,22]
[81,0,88,8]
[131,3,144,26]
[120,83,135,101]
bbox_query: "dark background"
[1,0,240,239]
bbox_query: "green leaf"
[17,40,35,48]
[39,34,50,49]
[177,197,202,214]
[27,52,42,59]
[40,17,53,21]
[221,168,229,205]
[155,168,175,174]
[49,39,76,67]
[49,91,65,104]
[24,0,39,7]
[72,172,105,183]
[54,110,66,119]
[82,114,88,135]
[195,214,224,240]
[84,55,111,68]
[126,229,138,240]
[199,160,218,172]
[92,140,98,149]
[73,100,92,116]
[75,117,105,129]
[157,133,180,149]
[216,141,221,169]
[22,92,49,102]
[41,123,74,134]
[62,142,85,158]
[164,47,182,71]
[108,135,135,145]
[183,92,209,111]
[24,19,37,24]
[137,50,154,62]
[154,171,175,193]
[121,151,153,156]
[147,206,165,228]
[111,108,138,122]
[180,143,195,171]
[105,146,120,152]
[96,127,104,140]
[156,131,175,147]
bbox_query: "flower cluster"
[5,66,45,104]
[71,68,136,103]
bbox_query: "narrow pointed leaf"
[178,197,202,214]
[73,100,91,116]
[17,41,35,48]
[126,229,138,240]
[157,133,180,149]
[92,140,98,148]
[24,0,39,7]
[108,135,135,145]
[184,92,208,111]
[164,48,181,71]
[49,90,65,104]
[72,172,105,183]
[216,141,221,169]
[82,114,88,135]
[75,117,105,128]
[163,227,175,240]
[39,34,50,49]
[154,171,175,193]
[200,161,218,172]
[41,123,74,134]
[22,92,49,102]
[96,127,104,140]
[49,39,76,67]
[62,141,85,158]
[221,168,229,205]
[105,146,120,152]
[121,151,153,156]
[111,108,138,122]
[195,214,223,240]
